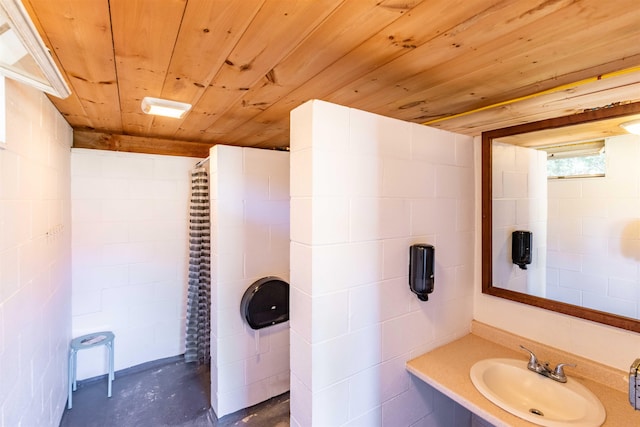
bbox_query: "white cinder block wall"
[70,149,200,379]
[492,142,547,296]
[289,100,475,426]
[210,145,290,417]
[547,134,640,317]
[0,79,72,426]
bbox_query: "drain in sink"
[529,408,544,416]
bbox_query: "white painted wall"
[70,149,200,380]
[547,134,640,317]
[474,136,640,372]
[289,100,475,427]
[0,79,72,426]
[492,142,547,296]
[209,145,290,417]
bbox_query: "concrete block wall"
[547,134,640,317]
[70,149,200,379]
[209,145,290,417]
[289,100,475,426]
[491,142,547,296]
[0,79,73,426]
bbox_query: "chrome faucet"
[520,345,576,383]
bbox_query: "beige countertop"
[406,322,640,426]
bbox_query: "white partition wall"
[210,145,290,417]
[491,142,547,296]
[289,100,476,426]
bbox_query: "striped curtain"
[185,166,211,364]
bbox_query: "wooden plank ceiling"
[23,0,640,157]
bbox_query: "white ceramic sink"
[470,358,606,427]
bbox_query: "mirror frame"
[482,101,640,334]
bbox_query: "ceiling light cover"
[620,119,640,135]
[141,96,192,118]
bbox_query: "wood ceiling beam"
[73,130,213,158]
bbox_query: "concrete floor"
[59,356,290,427]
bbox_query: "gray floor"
[59,356,290,427]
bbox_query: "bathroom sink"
[470,358,605,427]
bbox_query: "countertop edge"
[405,329,638,426]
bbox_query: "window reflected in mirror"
[541,140,606,178]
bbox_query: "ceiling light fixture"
[620,119,640,135]
[141,96,192,119]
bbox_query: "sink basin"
[470,358,605,427]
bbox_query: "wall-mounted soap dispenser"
[409,244,434,301]
[512,230,532,270]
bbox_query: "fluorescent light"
[620,119,640,135]
[141,96,191,118]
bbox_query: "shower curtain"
[185,166,211,364]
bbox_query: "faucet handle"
[520,345,539,368]
[553,362,577,378]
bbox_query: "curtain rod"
[195,156,210,168]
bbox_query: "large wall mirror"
[482,101,640,333]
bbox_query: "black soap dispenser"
[409,244,434,301]
[512,230,532,270]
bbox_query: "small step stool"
[67,331,115,409]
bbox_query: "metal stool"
[67,331,115,409]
